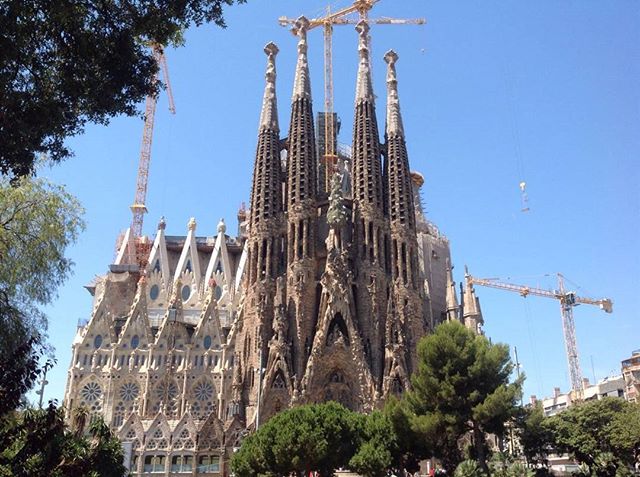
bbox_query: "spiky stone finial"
[384,49,404,137]
[292,16,311,101]
[187,217,197,231]
[158,216,166,230]
[355,20,373,103]
[259,42,279,132]
[217,218,226,234]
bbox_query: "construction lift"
[465,268,613,396]
[278,1,425,191]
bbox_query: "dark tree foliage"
[546,397,640,477]
[0,334,46,419]
[232,402,367,477]
[349,410,400,477]
[0,0,244,177]
[0,403,126,476]
[513,403,554,467]
[407,321,521,473]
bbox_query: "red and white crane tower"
[128,43,176,267]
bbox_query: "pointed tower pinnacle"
[445,259,459,322]
[384,50,404,137]
[249,43,283,230]
[259,42,279,133]
[463,266,484,334]
[351,19,384,224]
[355,21,374,103]
[292,16,311,102]
[286,15,317,209]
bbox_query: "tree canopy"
[232,402,360,477]
[0,175,84,351]
[0,0,244,177]
[407,321,521,472]
[0,403,126,477]
[0,175,84,414]
[545,398,640,477]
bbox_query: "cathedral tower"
[284,17,320,385]
[236,42,284,422]
[382,50,423,393]
[350,21,389,386]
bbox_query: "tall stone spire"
[355,22,374,104]
[259,43,279,133]
[351,20,385,258]
[285,16,319,383]
[445,259,459,322]
[384,50,416,234]
[351,20,388,390]
[463,266,484,335]
[249,43,283,232]
[383,49,422,379]
[239,42,286,426]
[292,17,311,102]
[287,16,317,208]
[384,50,404,137]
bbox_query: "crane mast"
[130,44,175,240]
[465,269,613,395]
[278,1,425,191]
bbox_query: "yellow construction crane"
[129,43,176,267]
[278,1,425,191]
[465,268,613,396]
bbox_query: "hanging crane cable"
[501,53,530,212]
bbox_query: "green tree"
[0,0,244,177]
[0,403,126,476]
[0,176,84,349]
[231,402,360,477]
[514,403,554,466]
[384,395,429,475]
[407,321,521,473]
[349,411,398,477]
[0,176,83,413]
[546,398,639,477]
[609,402,640,469]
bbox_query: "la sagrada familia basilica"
[63,17,484,476]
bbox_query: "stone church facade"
[64,18,483,476]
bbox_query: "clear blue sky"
[38,0,639,405]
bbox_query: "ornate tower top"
[292,16,311,101]
[217,218,226,234]
[384,50,404,137]
[445,259,459,320]
[355,21,374,103]
[259,42,279,133]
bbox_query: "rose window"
[194,381,213,402]
[120,382,140,401]
[155,381,179,401]
[80,382,102,402]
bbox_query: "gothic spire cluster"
[63,16,483,475]
[238,18,431,420]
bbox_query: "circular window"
[149,284,160,301]
[120,382,140,401]
[194,381,214,401]
[215,286,222,300]
[93,334,103,349]
[181,285,191,301]
[203,335,212,350]
[131,335,140,349]
[81,382,102,402]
